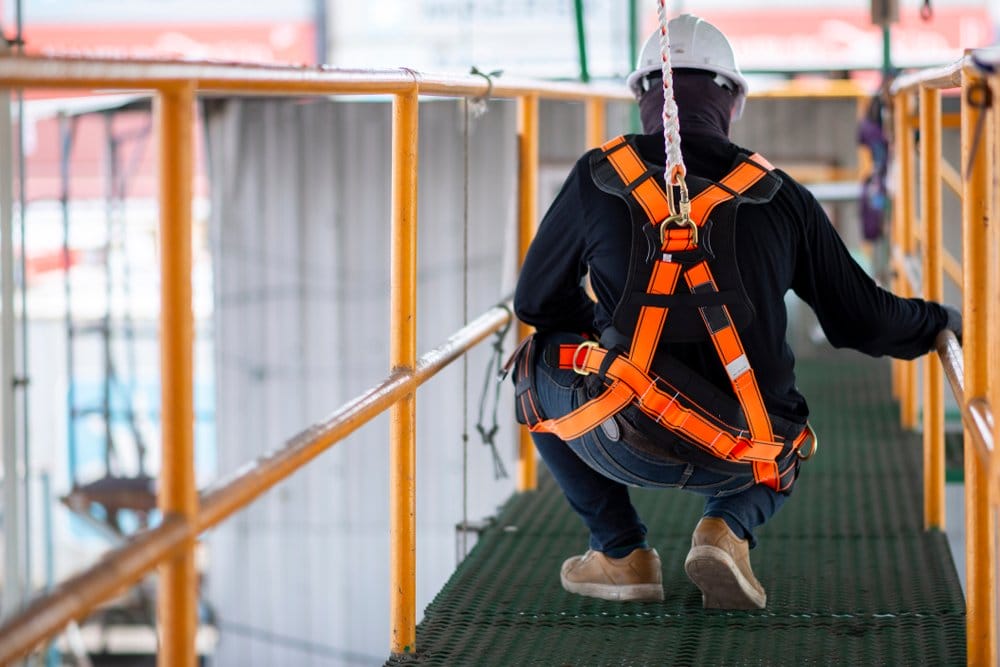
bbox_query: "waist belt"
[529,340,815,491]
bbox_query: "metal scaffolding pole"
[1,36,24,617]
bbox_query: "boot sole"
[684,545,766,610]
[560,577,664,602]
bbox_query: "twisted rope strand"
[657,0,685,188]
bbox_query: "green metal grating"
[388,353,966,666]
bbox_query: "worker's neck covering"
[638,70,735,142]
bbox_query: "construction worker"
[510,14,961,609]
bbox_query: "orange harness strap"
[534,137,805,490]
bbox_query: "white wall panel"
[204,96,544,665]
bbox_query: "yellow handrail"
[0,303,514,662]
[157,81,198,667]
[389,89,420,655]
[920,84,945,530]
[890,52,998,666]
[0,52,631,664]
[516,94,539,492]
[0,48,988,665]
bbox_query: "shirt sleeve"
[788,179,948,360]
[514,157,596,334]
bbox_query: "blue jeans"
[528,332,798,553]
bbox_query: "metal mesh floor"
[388,353,966,665]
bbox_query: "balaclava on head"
[638,69,736,142]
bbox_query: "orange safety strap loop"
[752,460,780,489]
[529,380,634,441]
[662,228,697,253]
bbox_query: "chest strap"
[531,136,812,492]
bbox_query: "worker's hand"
[943,304,963,344]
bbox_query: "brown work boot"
[684,517,766,609]
[560,547,664,602]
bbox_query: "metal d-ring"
[572,340,599,375]
[659,214,699,248]
[796,423,819,460]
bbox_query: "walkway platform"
[390,352,966,665]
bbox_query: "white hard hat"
[626,14,748,120]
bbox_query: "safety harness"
[524,135,815,492]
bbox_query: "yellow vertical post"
[156,83,197,667]
[586,98,606,149]
[919,85,945,530]
[856,94,875,264]
[991,69,1000,667]
[891,93,907,401]
[961,64,997,667]
[389,90,419,657]
[516,94,539,492]
[897,92,918,430]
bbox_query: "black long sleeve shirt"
[514,132,948,423]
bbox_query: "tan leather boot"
[684,517,766,609]
[560,547,664,602]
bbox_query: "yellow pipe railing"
[0,304,516,662]
[389,90,419,656]
[920,84,945,530]
[156,82,198,667]
[586,97,607,149]
[0,53,632,664]
[516,94,540,492]
[0,50,980,664]
[891,52,999,666]
[891,92,919,421]
[960,62,997,667]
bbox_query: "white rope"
[657,0,691,222]
[657,0,685,186]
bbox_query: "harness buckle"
[796,423,819,460]
[659,214,699,248]
[572,341,599,375]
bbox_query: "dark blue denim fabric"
[529,332,795,551]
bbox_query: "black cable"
[474,305,512,479]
